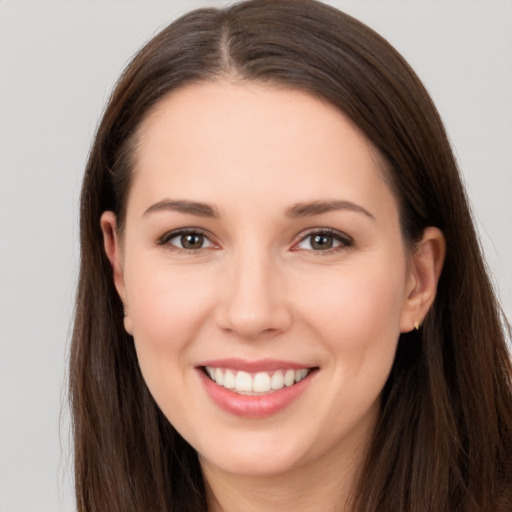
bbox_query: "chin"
[196,429,312,478]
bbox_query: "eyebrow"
[143,198,375,221]
[286,200,375,220]
[143,199,219,218]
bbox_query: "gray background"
[1,1,510,510]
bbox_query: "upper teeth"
[205,367,310,394]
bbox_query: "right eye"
[158,229,215,251]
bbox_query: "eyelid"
[157,227,217,250]
[156,226,352,253]
[292,227,354,252]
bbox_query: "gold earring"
[414,321,420,331]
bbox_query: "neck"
[201,423,373,512]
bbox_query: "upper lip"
[197,358,316,372]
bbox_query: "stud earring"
[414,321,420,331]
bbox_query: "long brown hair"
[70,1,512,510]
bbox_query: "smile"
[197,359,318,417]
[204,366,312,395]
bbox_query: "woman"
[70,0,512,510]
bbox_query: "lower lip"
[198,368,316,418]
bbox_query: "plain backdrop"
[0,1,510,510]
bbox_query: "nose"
[215,248,292,340]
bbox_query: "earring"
[414,321,420,331]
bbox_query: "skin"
[101,81,445,512]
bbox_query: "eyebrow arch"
[143,199,219,218]
[286,200,375,220]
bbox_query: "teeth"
[223,369,235,389]
[284,369,295,387]
[235,371,252,392]
[296,368,308,381]
[253,372,271,392]
[271,370,284,390]
[205,366,312,395]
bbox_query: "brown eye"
[159,229,215,251]
[310,234,334,250]
[295,229,353,252]
[181,233,205,249]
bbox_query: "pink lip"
[196,363,317,418]
[198,358,314,372]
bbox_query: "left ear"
[400,226,446,333]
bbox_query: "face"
[102,81,426,480]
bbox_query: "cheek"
[123,260,221,431]
[127,258,213,335]
[123,258,215,387]
[294,260,406,357]
[292,261,406,428]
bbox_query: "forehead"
[130,80,395,217]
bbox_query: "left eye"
[295,230,352,251]
[160,230,215,250]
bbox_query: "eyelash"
[293,228,354,253]
[157,228,216,253]
[157,227,353,253]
